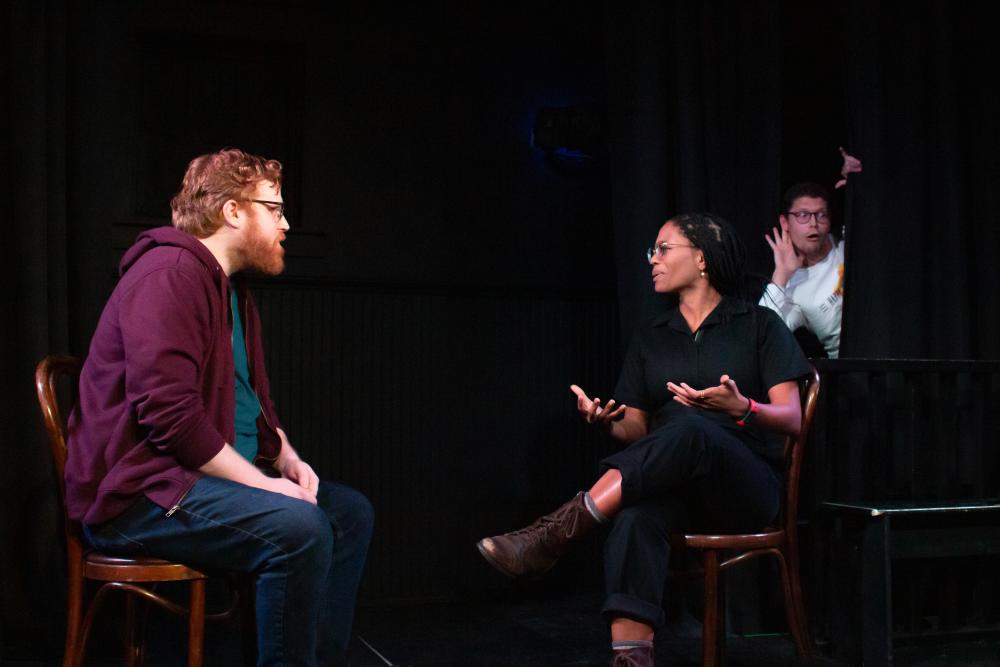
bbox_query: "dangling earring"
[699,270,706,278]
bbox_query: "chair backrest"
[782,364,821,535]
[35,354,85,552]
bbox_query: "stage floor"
[354,590,1000,666]
[6,589,1000,665]
[354,590,809,666]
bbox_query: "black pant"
[599,412,781,628]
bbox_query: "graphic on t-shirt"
[833,263,845,297]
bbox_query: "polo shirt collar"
[653,296,751,332]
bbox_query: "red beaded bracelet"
[735,398,758,426]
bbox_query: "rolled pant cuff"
[602,593,666,629]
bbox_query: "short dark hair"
[782,181,830,213]
[670,212,746,297]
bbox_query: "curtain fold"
[608,2,999,359]
[841,2,1000,359]
[1,0,71,654]
[606,1,782,337]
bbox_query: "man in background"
[760,148,861,358]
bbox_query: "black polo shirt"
[614,297,811,465]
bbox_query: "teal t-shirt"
[231,290,261,461]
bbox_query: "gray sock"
[611,639,653,651]
[583,491,609,524]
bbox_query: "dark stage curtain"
[605,2,783,337]
[606,2,1000,361]
[841,3,1000,359]
[0,0,83,656]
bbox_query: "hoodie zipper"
[165,479,197,517]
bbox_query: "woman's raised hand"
[570,384,627,429]
[666,374,748,417]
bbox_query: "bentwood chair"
[670,365,820,666]
[35,354,255,667]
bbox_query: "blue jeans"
[86,477,374,666]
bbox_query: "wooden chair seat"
[679,528,784,551]
[83,552,209,582]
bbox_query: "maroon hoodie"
[66,226,283,525]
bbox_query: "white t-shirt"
[759,239,845,358]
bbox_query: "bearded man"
[66,148,374,666]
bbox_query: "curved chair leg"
[718,573,727,666]
[63,565,85,667]
[776,552,813,665]
[188,578,206,667]
[123,592,143,667]
[786,545,814,665]
[134,592,153,667]
[78,584,118,667]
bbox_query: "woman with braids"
[477,213,811,666]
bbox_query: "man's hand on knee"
[280,458,320,497]
[264,476,318,504]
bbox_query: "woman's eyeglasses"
[646,242,695,263]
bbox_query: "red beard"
[241,219,285,275]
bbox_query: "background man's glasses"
[787,210,829,225]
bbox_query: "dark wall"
[779,4,849,189]
[69,0,615,299]
[841,1,1000,358]
[2,0,619,658]
[603,2,853,335]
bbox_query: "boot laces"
[504,512,559,539]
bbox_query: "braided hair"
[670,212,746,297]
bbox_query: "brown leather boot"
[476,492,599,578]
[612,645,654,667]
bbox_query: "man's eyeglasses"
[786,210,829,225]
[646,242,695,263]
[247,199,285,220]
